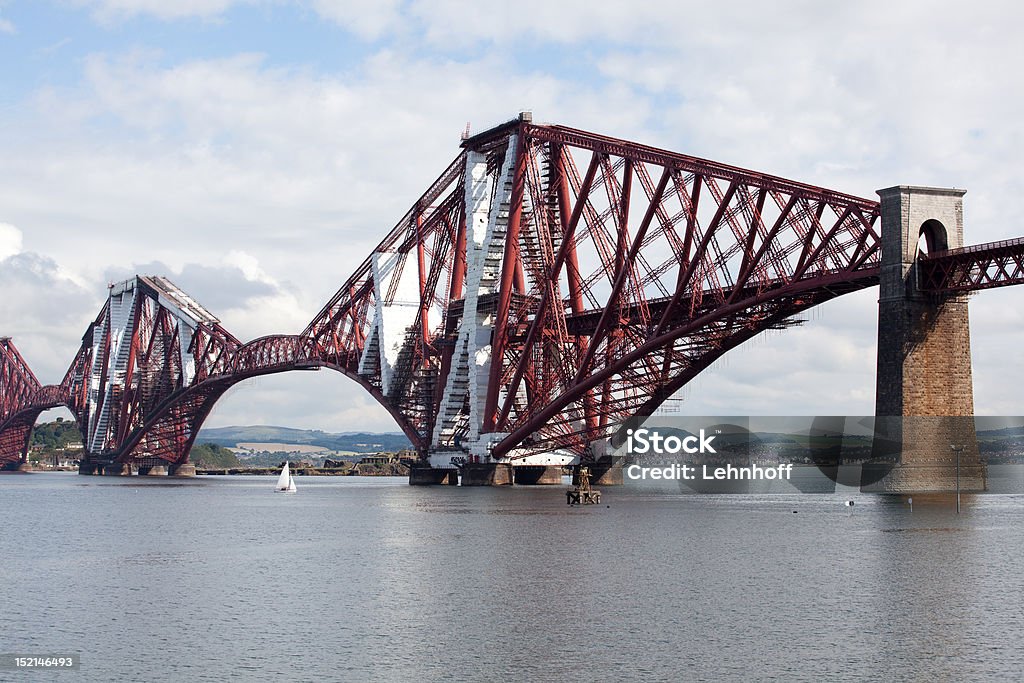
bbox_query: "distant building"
[52,453,77,468]
[396,450,418,466]
[323,458,351,468]
[358,453,396,466]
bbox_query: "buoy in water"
[844,500,855,507]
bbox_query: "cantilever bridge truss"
[4,114,1024,470]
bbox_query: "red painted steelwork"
[919,237,1024,292]
[6,118,1024,470]
[473,124,883,458]
[0,340,64,467]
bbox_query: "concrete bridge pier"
[170,463,196,477]
[139,465,169,476]
[102,463,133,476]
[867,186,986,493]
[460,462,513,486]
[409,466,459,485]
[512,465,564,485]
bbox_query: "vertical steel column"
[482,129,529,433]
[493,150,601,430]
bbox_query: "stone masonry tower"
[865,186,986,492]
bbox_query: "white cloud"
[68,0,408,40]
[403,0,646,47]
[70,0,251,22]
[0,17,14,34]
[678,291,881,417]
[0,223,22,260]
[207,371,399,432]
[103,255,308,342]
[3,48,655,328]
[0,249,97,383]
[223,250,266,282]
[309,0,403,40]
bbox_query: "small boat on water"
[275,461,297,493]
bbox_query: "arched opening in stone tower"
[917,218,949,255]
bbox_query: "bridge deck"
[920,237,1024,292]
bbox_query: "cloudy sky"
[2,0,1024,433]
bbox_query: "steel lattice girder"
[9,118,1024,469]
[0,338,42,425]
[919,237,1024,292]
[297,120,886,461]
[53,276,244,465]
[0,339,65,466]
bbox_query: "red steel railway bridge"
[3,113,1024,490]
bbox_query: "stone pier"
[460,462,513,486]
[102,463,133,476]
[866,186,985,492]
[409,466,459,485]
[512,465,564,485]
[170,463,196,477]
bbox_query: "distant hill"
[31,418,82,450]
[977,426,1024,438]
[190,443,242,468]
[197,425,412,453]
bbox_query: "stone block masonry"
[868,186,985,492]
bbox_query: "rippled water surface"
[2,472,1023,681]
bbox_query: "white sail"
[275,462,292,491]
[287,473,297,493]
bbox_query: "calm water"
[1,472,1023,682]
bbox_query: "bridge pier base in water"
[870,186,986,493]
[102,463,133,476]
[862,464,987,493]
[408,466,459,485]
[512,465,563,485]
[140,465,169,476]
[170,463,196,477]
[863,417,986,492]
[461,462,513,486]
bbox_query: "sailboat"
[275,461,297,493]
